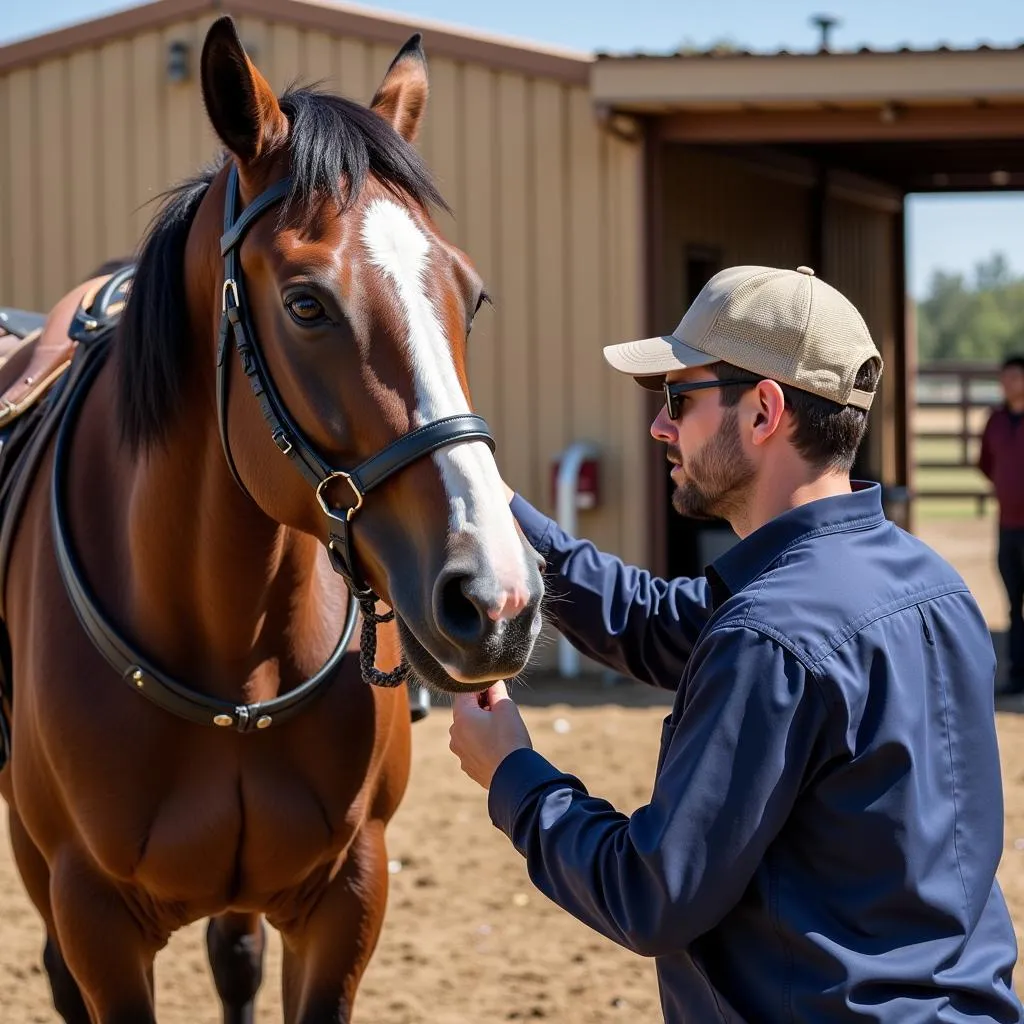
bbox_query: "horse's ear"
[369,34,429,143]
[200,16,287,165]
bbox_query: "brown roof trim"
[0,0,592,84]
[227,0,590,83]
[0,0,212,71]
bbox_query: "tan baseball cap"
[603,265,883,409]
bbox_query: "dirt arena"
[2,512,1023,1022]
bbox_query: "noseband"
[216,164,496,686]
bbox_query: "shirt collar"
[706,481,886,610]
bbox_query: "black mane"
[116,87,447,454]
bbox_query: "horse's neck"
[79,368,347,702]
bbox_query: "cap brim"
[603,335,716,389]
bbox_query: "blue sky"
[4,0,1023,298]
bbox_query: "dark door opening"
[664,245,740,579]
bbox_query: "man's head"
[1000,355,1024,410]
[603,265,882,524]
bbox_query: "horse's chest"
[133,765,364,909]
[17,670,378,913]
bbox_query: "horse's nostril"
[437,572,488,645]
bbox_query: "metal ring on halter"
[221,279,239,313]
[315,471,364,522]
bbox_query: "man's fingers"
[485,680,511,706]
[451,691,482,718]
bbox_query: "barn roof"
[0,0,592,83]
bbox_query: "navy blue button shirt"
[490,482,1022,1023]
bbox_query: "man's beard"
[669,407,755,522]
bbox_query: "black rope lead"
[358,598,409,687]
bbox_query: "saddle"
[0,267,134,771]
[0,316,75,429]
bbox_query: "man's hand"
[449,681,532,789]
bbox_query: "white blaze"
[360,198,529,596]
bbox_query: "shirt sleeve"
[510,493,712,690]
[487,625,832,957]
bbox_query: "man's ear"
[369,34,429,143]
[200,16,288,167]
[750,380,787,446]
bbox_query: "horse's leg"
[7,810,90,1023]
[277,820,390,1024]
[49,849,163,1023]
[206,911,267,1024]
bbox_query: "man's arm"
[978,413,996,482]
[510,491,712,690]
[487,626,831,956]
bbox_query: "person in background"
[980,353,1024,694]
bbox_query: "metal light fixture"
[166,40,191,83]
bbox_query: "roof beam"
[658,105,1024,144]
[592,50,1024,109]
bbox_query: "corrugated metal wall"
[0,15,648,617]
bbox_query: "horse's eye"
[286,295,326,325]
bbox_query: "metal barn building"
[2,1,1024,668]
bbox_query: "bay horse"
[0,16,544,1023]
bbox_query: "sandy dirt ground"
[1,511,1022,1022]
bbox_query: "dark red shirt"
[979,406,1024,528]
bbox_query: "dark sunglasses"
[663,376,762,420]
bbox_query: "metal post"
[555,441,599,678]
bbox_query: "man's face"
[650,369,756,521]
[1001,365,1024,407]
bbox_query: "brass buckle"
[315,472,363,522]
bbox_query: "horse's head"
[193,17,544,691]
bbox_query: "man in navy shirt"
[449,265,1022,1022]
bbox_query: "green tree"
[916,253,1024,363]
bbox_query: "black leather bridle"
[45,165,497,733]
[216,164,496,686]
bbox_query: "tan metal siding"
[37,60,69,298]
[68,49,101,279]
[425,58,461,248]
[494,72,532,494]
[607,130,646,568]
[98,39,132,268]
[334,36,370,106]
[0,72,9,301]
[824,196,898,484]
[530,80,569,505]
[0,18,644,659]
[459,64,499,431]
[7,68,36,309]
[131,33,163,243]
